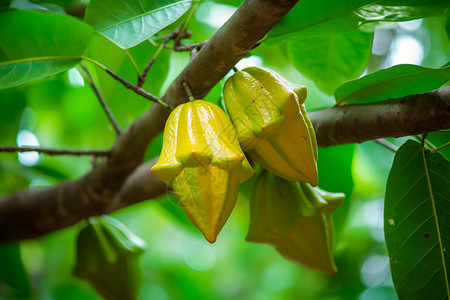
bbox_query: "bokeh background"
[1,0,449,299]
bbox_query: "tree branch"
[310,87,450,146]
[81,65,122,135]
[0,0,301,243]
[137,28,182,88]
[0,146,110,156]
[105,69,170,108]
[1,0,449,243]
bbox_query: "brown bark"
[1,0,449,243]
[311,86,450,146]
[0,0,301,243]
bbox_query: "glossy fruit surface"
[151,100,253,243]
[224,67,318,186]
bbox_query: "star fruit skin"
[151,100,254,243]
[73,216,147,300]
[223,66,318,186]
[246,171,344,275]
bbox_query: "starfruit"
[246,171,344,275]
[223,66,318,186]
[151,100,253,243]
[73,216,146,300]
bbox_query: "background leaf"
[287,30,373,94]
[335,64,450,104]
[266,0,449,44]
[85,0,192,49]
[384,140,450,299]
[0,243,30,297]
[0,9,94,90]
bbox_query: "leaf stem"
[138,38,167,88]
[80,64,122,135]
[105,69,169,108]
[414,134,436,151]
[0,146,110,156]
[422,135,436,150]
[124,49,141,76]
[81,56,108,71]
[421,145,450,299]
[174,0,200,46]
[374,138,398,153]
[182,81,195,102]
[80,57,169,108]
[431,141,450,153]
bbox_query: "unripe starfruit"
[246,171,344,275]
[223,66,318,186]
[151,100,253,243]
[73,216,146,300]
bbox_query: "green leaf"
[85,0,192,49]
[0,243,30,297]
[384,140,450,299]
[266,0,449,45]
[30,165,70,180]
[446,10,450,41]
[335,64,450,104]
[0,9,94,90]
[287,30,373,94]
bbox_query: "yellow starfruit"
[151,100,253,243]
[246,171,344,275]
[223,66,318,186]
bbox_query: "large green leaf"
[0,243,30,297]
[335,64,450,104]
[266,0,449,44]
[85,0,192,49]
[0,9,94,90]
[384,140,450,299]
[446,11,450,40]
[287,30,373,94]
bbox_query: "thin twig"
[374,138,398,153]
[137,57,156,88]
[80,56,169,108]
[431,141,450,153]
[424,136,437,150]
[81,65,121,135]
[124,49,141,76]
[173,41,206,52]
[138,28,198,87]
[138,34,174,88]
[0,146,110,156]
[105,69,169,108]
[174,0,200,46]
[174,41,206,62]
[415,134,436,150]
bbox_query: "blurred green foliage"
[0,0,449,299]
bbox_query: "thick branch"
[0,0,300,243]
[310,87,450,146]
[1,85,449,242]
[112,86,450,208]
[2,0,448,243]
